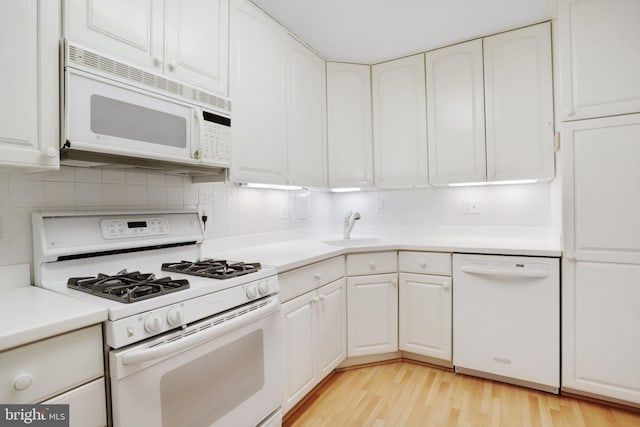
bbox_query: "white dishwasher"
[452,254,560,393]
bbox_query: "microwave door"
[65,69,195,163]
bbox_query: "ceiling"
[249,0,554,64]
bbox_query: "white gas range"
[32,210,283,427]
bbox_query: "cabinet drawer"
[398,251,451,276]
[43,378,107,427]
[0,325,103,404]
[347,251,397,276]
[279,256,345,302]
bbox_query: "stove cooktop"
[161,259,261,279]
[67,270,190,304]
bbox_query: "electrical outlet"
[376,197,385,214]
[463,200,479,215]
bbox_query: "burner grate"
[67,270,190,303]
[162,259,261,279]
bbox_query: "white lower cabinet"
[281,278,346,414]
[347,273,398,357]
[43,378,107,427]
[398,273,452,361]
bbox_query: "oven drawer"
[279,256,345,302]
[398,251,452,276]
[347,251,397,276]
[0,325,103,404]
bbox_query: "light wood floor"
[284,361,640,427]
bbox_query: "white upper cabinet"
[229,0,288,184]
[426,40,486,185]
[425,22,554,185]
[0,0,59,172]
[372,54,428,188]
[287,38,327,187]
[559,0,640,121]
[326,62,374,188]
[65,0,229,96]
[484,22,554,182]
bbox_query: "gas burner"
[162,259,261,279]
[67,269,190,303]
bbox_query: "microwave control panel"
[199,111,231,165]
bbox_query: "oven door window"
[160,330,265,427]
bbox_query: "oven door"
[109,297,282,427]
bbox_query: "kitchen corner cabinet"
[562,114,640,405]
[559,0,640,121]
[425,22,554,184]
[230,0,327,187]
[372,54,428,188]
[65,0,229,96]
[0,0,59,172]
[286,37,328,187]
[398,252,452,362]
[281,279,346,414]
[326,62,374,188]
[346,252,398,357]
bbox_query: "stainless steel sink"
[322,238,381,247]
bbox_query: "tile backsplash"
[0,166,559,275]
[0,167,333,269]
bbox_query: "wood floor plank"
[284,361,640,427]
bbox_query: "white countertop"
[203,227,562,273]
[0,286,108,352]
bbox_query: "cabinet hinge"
[554,131,561,152]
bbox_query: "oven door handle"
[121,297,279,366]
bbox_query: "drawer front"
[0,325,104,404]
[280,256,345,302]
[398,251,452,276]
[44,378,107,427]
[347,251,398,276]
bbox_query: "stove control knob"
[258,280,270,295]
[167,308,184,327]
[246,284,258,299]
[144,315,162,334]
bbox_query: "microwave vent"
[67,43,231,113]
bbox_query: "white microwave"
[61,41,231,179]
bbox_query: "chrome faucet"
[343,211,361,239]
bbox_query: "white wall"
[0,166,558,270]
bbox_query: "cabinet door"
[562,261,640,404]
[347,273,398,357]
[316,279,347,379]
[287,38,327,187]
[326,62,374,188]
[281,292,316,413]
[562,113,640,265]
[484,22,554,182]
[559,0,640,120]
[425,40,486,185]
[65,0,164,71]
[372,54,428,187]
[229,0,288,184]
[165,0,229,95]
[0,0,59,171]
[399,273,452,361]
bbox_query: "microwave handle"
[191,108,201,159]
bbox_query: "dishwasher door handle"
[460,265,550,279]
